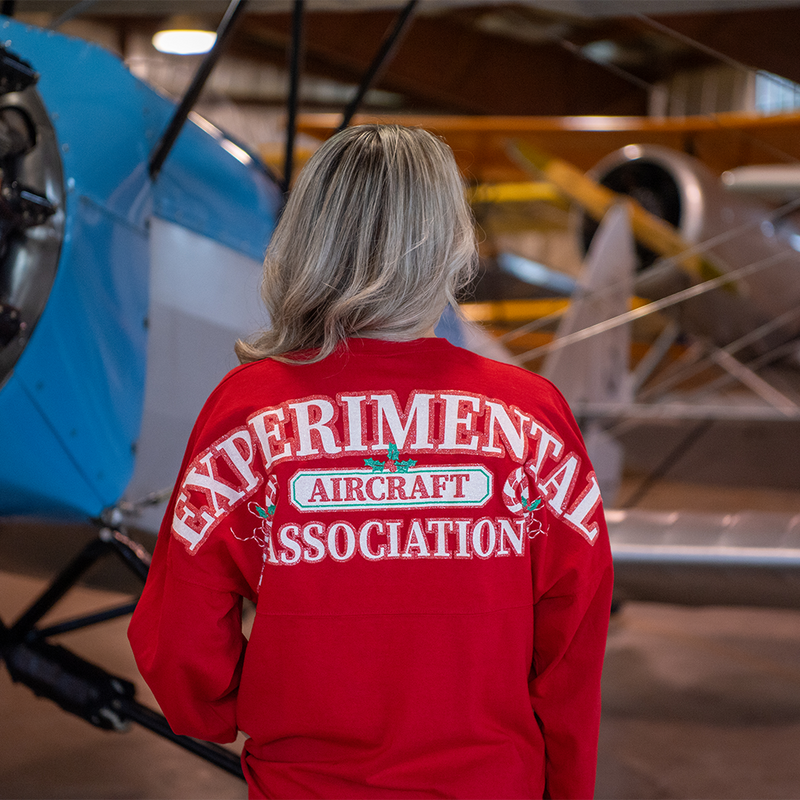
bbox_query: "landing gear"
[0,526,245,780]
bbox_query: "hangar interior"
[14,0,800,501]
[2,1,800,798]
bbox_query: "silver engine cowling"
[579,144,800,354]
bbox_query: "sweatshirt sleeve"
[128,550,246,743]
[128,384,256,745]
[527,398,614,799]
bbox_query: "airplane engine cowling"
[0,77,64,386]
[579,144,800,352]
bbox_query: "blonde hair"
[235,124,477,364]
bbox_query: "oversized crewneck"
[129,337,613,799]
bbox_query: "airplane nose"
[0,18,281,522]
[578,144,800,352]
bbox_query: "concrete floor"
[2,569,800,799]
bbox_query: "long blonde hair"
[235,124,477,364]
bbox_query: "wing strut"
[709,348,799,417]
[149,0,249,181]
[282,0,305,195]
[337,0,418,133]
[47,1,100,29]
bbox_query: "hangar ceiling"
[14,0,800,14]
[10,1,800,119]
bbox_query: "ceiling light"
[152,16,217,55]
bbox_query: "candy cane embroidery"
[502,467,545,539]
[232,474,279,591]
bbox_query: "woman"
[129,124,613,799]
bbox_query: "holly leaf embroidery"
[365,445,417,473]
[521,496,541,513]
[254,504,275,519]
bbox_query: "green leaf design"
[521,496,541,512]
[254,504,270,519]
[364,447,416,473]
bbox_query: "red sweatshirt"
[128,336,613,799]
